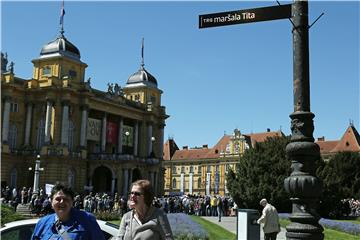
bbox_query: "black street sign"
[199,4,292,28]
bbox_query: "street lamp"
[150,136,156,158]
[28,154,44,198]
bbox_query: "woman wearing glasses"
[116,179,173,240]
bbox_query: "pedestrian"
[217,196,223,222]
[31,183,105,240]
[116,179,173,240]
[257,198,280,240]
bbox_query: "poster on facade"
[123,125,133,146]
[214,172,220,194]
[106,121,118,144]
[206,173,211,195]
[87,118,101,141]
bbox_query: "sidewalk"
[201,216,286,240]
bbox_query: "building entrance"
[92,166,112,193]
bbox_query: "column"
[159,124,165,159]
[206,173,211,196]
[122,169,129,196]
[147,123,153,156]
[101,113,107,152]
[44,100,53,144]
[117,118,123,154]
[111,178,116,194]
[24,103,33,145]
[80,105,88,148]
[180,173,184,193]
[2,97,11,143]
[189,173,193,194]
[61,102,69,145]
[133,121,139,156]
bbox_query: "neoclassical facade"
[1,28,168,196]
[163,129,284,196]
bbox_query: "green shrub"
[1,204,26,226]
[94,211,120,221]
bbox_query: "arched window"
[172,178,176,189]
[189,165,194,173]
[68,120,75,151]
[36,119,45,150]
[68,168,75,188]
[8,123,17,150]
[10,168,17,189]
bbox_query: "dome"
[127,65,158,87]
[40,34,80,59]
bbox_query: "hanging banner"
[180,173,185,193]
[189,173,193,194]
[106,121,118,144]
[206,173,211,195]
[87,118,101,141]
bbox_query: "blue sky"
[1,1,359,149]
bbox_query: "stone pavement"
[201,216,286,240]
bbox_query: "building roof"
[165,129,284,161]
[126,65,158,87]
[39,34,81,60]
[315,124,360,154]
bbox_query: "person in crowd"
[31,183,105,240]
[116,179,173,240]
[257,198,280,240]
[217,196,223,222]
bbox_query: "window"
[10,102,19,112]
[68,169,75,188]
[172,165,177,174]
[8,123,17,150]
[189,165,194,173]
[215,165,219,172]
[172,178,177,189]
[197,178,201,189]
[36,119,45,150]
[42,66,51,76]
[68,120,75,151]
[69,70,77,78]
[207,165,211,173]
[10,168,17,189]
[198,166,202,174]
[181,166,185,173]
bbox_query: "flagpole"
[141,37,145,68]
[60,0,65,35]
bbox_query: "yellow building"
[162,128,284,196]
[1,28,168,196]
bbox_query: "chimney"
[317,136,325,141]
[202,144,208,149]
[267,128,271,132]
[182,146,188,150]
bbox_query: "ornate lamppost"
[284,1,324,239]
[28,154,44,198]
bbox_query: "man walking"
[257,198,280,240]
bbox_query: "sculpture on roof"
[1,52,8,72]
[9,61,14,74]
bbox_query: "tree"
[317,151,360,218]
[226,136,292,212]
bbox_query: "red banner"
[106,121,118,144]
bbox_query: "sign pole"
[284,0,324,239]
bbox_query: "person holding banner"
[31,183,105,240]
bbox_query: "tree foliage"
[317,151,360,218]
[226,136,292,212]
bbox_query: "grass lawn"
[190,216,236,240]
[280,219,359,240]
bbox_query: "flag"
[60,1,65,25]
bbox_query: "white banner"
[45,183,54,196]
[87,118,101,141]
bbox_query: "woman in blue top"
[31,183,105,240]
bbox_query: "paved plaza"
[201,216,286,240]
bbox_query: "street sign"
[199,4,291,28]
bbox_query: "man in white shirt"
[257,198,280,240]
